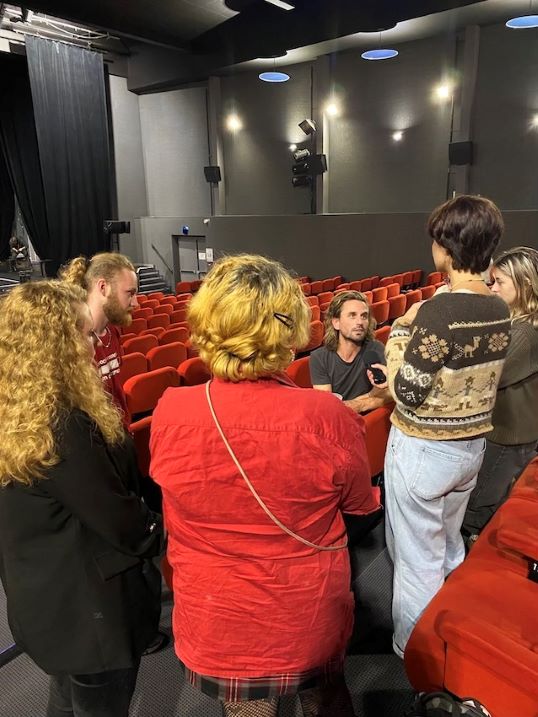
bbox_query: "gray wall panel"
[221,64,313,215]
[139,88,211,217]
[206,211,538,281]
[328,35,455,213]
[109,74,148,262]
[470,23,538,209]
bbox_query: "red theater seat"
[122,334,159,356]
[388,294,406,321]
[285,357,312,388]
[130,415,152,477]
[160,327,189,345]
[370,300,389,326]
[362,403,394,477]
[420,285,436,300]
[178,356,211,386]
[405,289,422,311]
[303,320,324,352]
[148,314,170,330]
[374,325,390,345]
[118,351,147,387]
[371,287,388,303]
[147,342,188,371]
[405,459,538,717]
[123,366,180,416]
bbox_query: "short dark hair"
[427,195,504,273]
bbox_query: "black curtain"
[0,53,52,267]
[26,37,112,267]
[0,149,14,261]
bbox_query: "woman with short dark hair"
[384,195,511,657]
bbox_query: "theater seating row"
[405,457,538,717]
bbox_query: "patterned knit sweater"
[386,292,511,439]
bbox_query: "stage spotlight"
[293,148,310,161]
[392,131,403,142]
[299,118,316,135]
[289,144,297,152]
[434,83,452,102]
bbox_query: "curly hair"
[427,195,504,273]
[323,290,375,351]
[188,254,310,381]
[0,281,124,487]
[60,252,135,289]
[493,246,538,328]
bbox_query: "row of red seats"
[300,269,444,297]
[307,285,439,326]
[124,358,211,419]
[121,325,190,353]
[405,458,538,717]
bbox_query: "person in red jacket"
[150,254,379,717]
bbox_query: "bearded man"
[61,252,138,427]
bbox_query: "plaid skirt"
[185,655,345,702]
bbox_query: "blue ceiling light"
[506,15,538,28]
[259,71,290,82]
[361,48,399,60]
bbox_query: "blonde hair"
[188,254,310,381]
[0,281,124,487]
[324,290,375,351]
[60,252,135,289]
[493,246,538,328]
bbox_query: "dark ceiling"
[21,0,485,65]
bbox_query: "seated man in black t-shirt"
[310,290,391,413]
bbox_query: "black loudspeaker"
[204,165,222,183]
[449,141,473,166]
[104,220,131,234]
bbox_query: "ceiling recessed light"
[361,48,398,61]
[259,71,290,83]
[392,131,403,142]
[506,15,538,28]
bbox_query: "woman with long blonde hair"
[0,281,163,717]
[150,254,379,717]
[462,246,538,543]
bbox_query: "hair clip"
[273,312,293,329]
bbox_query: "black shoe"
[142,631,169,655]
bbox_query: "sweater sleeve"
[386,300,452,409]
[497,321,537,389]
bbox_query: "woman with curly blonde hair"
[150,254,379,717]
[0,281,164,717]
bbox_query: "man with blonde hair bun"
[60,252,138,427]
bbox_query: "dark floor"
[0,522,414,717]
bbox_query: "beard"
[104,292,132,327]
[340,328,365,346]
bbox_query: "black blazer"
[0,410,164,675]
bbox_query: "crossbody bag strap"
[205,380,347,552]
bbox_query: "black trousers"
[462,439,537,537]
[46,662,140,717]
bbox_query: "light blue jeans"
[384,425,486,657]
